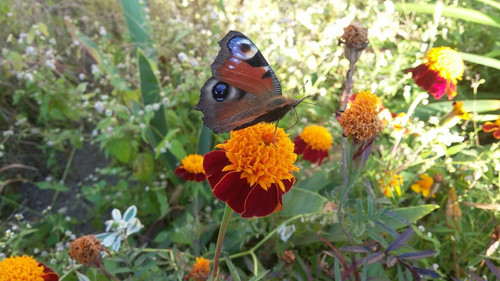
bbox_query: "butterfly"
[195,30,304,134]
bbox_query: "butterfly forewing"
[195,30,303,134]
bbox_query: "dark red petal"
[203,150,231,189]
[194,173,206,182]
[174,166,186,178]
[293,136,307,155]
[482,122,499,133]
[276,178,295,208]
[39,262,59,281]
[493,129,500,139]
[241,184,280,218]
[409,65,448,99]
[213,171,253,214]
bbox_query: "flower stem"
[213,204,234,279]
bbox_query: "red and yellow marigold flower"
[451,101,470,120]
[294,125,333,165]
[186,257,211,281]
[338,91,384,172]
[408,47,464,100]
[411,174,434,198]
[0,255,59,281]
[482,116,500,139]
[204,123,299,218]
[175,154,206,182]
[379,173,403,198]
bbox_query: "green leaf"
[107,138,132,163]
[120,0,155,59]
[197,126,213,155]
[249,270,269,281]
[395,3,500,29]
[446,143,468,156]
[35,182,69,192]
[383,204,440,230]
[225,255,242,281]
[169,139,186,160]
[280,187,328,216]
[137,48,176,168]
[133,153,155,181]
[458,52,500,70]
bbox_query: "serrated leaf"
[398,250,436,260]
[413,267,442,278]
[387,228,414,252]
[248,270,269,281]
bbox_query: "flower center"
[338,91,383,140]
[181,154,205,174]
[300,125,333,151]
[216,123,299,191]
[0,256,45,281]
[425,47,464,82]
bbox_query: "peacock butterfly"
[194,30,304,134]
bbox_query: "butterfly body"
[195,30,304,134]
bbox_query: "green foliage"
[1,0,499,280]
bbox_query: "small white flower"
[139,123,146,129]
[25,46,36,56]
[107,127,113,133]
[3,130,13,137]
[162,97,169,105]
[189,58,198,67]
[99,26,107,36]
[94,101,104,113]
[432,263,439,270]
[47,140,54,147]
[14,213,24,220]
[25,73,34,81]
[91,64,99,74]
[451,235,456,241]
[427,232,432,238]
[73,40,80,46]
[137,110,144,116]
[65,230,73,237]
[105,109,112,117]
[152,103,160,111]
[55,242,64,252]
[144,185,149,191]
[0,242,5,248]
[79,73,85,81]
[417,225,425,232]
[0,253,5,259]
[45,60,56,70]
[5,229,14,238]
[7,12,12,17]
[117,63,126,69]
[33,248,39,254]
[178,52,188,63]
[276,223,296,242]
[34,29,41,36]
[50,258,57,264]
[49,38,56,45]
[145,104,153,112]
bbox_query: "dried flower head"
[69,234,111,267]
[340,22,368,49]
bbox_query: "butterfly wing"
[195,30,302,134]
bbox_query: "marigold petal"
[493,129,500,139]
[411,184,421,193]
[242,183,281,218]
[204,150,232,188]
[213,171,253,214]
[446,80,457,100]
[293,136,307,155]
[482,122,499,133]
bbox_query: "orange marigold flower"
[379,173,403,198]
[338,91,383,141]
[175,154,206,182]
[482,116,500,139]
[186,257,211,281]
[411,174,434,198]
[69,234,111,267]
[0,255,59,281]
[294,125,332,165]
[451,101,470,120]
[204,123,299,218]
[408,47,464,100]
